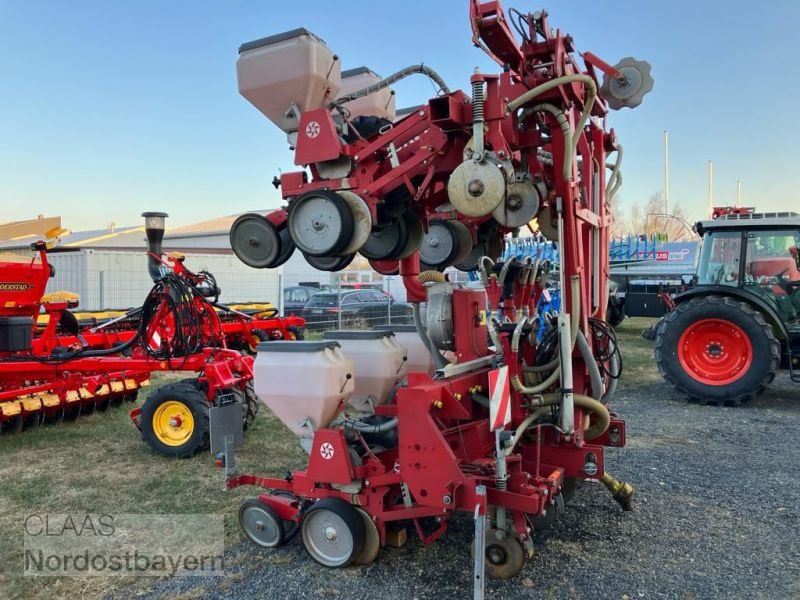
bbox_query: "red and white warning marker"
[488,365,511,431]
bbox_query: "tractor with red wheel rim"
[655,209,800,404]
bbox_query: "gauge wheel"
[239,497,285,548]
[654,295,779,405]
[471,528,526,579]
[140,382,210,457]
[352,507,381,565]
[301,498,366,568]
[288,191,355,257]
[359,218,409,261]
[303,253,356,272]
[229,212,282,269]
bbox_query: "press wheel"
[338,191,373,255]
[353,507,381,565]
[301,498,366,568]
[229,212,281,269]
[419,220,472,270]
[288,191,355,257]
[303,253,356,272]
[359,218,409,261]
[239,497,285,548]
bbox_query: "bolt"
[468,179,485,197]
[324,526,337,541]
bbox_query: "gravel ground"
[130,373,800,600]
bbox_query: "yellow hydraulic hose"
[418,270,447,284]
[504,392,610,457]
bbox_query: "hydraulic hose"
[503,393,610,455]
[602,337,620,404]
[508,74,597,182]
[524,103,572,180]
[346,417,399,433]
[333,64,450,107]
[511,275,580,395]
[605,144,623,201]
[487,316,503,356]
[576,329,604,401]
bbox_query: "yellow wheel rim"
[152,400,195,446]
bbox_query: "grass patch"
[0,373,305,600]
[614,317,661,385]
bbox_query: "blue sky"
[1,0,798,230]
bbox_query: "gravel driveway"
[133,374,800,600]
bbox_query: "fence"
[45,262,281,312]
[299,280,415,333]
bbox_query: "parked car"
[283,286,320,317]
[301,289,413,331]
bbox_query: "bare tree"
[614,192,694,240]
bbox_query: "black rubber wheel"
[239,497,285,548]
[654,295,780,405]
[242,381,259,431]
[272,490,301,542]
[288,191,355,257]
[419,220,471,270]
[359,218,409,261]
[286,326,305,340]
[301,498,366,568]
[303,253,355,272]
[470,528,526,579]
[140,381,210,458]
[273,226,296,267]
[229,213,282,269]
[246,328,270,356]
[607,296,626,328]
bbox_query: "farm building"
[0,213,406,311]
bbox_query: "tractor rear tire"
[654,295,780,405]
[140,382,210,458]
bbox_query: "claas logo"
[0,282,31,291]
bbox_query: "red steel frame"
[227,2,627,551]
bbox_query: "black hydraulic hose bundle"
[18,271,222,366]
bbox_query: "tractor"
[654,209,800,404]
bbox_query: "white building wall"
[45,249,280,311]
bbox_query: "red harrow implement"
[0,213,279,457]
[221,0,653,591]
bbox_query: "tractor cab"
[696,213,800,330]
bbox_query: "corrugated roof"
[166,211,268,237]
[0,210,271,250]
[0,226,146,250]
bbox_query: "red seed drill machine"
[223,0,653,589]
